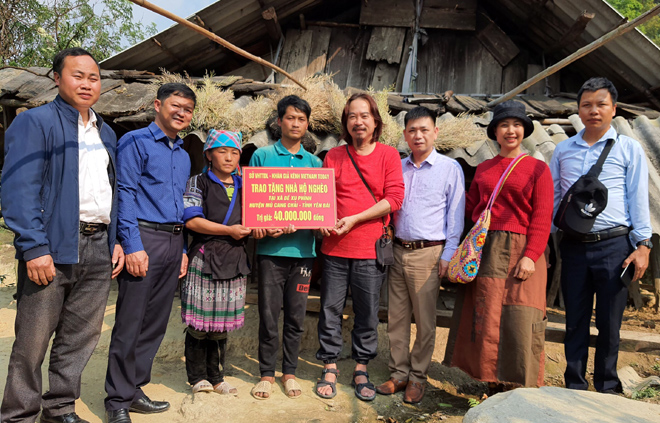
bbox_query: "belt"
[79,222,107,236]
[394,238,445,250]
[138,220,184,234]
[565,226,630,243]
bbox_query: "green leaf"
[467,398,481,408]
[2,0,158,67]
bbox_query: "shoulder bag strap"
[486,153,527,211]
[345,144,386,226]
[586,138,615,177]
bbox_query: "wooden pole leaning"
[128,0,307,90]
[488,4,660,108]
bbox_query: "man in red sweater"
[315,93,404,402]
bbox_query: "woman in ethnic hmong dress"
[444,101,553,393]
[181,129,251,394]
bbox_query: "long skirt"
[181,247,246,333]
[444,231,547,387]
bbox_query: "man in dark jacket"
[1,48,124,423]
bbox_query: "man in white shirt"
[1,47,124,423]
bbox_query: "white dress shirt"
[78,110,112,224]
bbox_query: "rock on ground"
[464,386,660,423]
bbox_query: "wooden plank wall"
[416,31,503,94]
[274,24,533,96]
[360,0,477,31]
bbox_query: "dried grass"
[268,74,346,133]
[156,71,234,137]
[229,96,275,139]
[435,113,486,151]
[152,72,486,150]
[154,72,348,141]
[368,85,402,147]
[190,76,235,133]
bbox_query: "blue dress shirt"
[117,122,191,254]
[549,126,652,245]
[394,149,466,262]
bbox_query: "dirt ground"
[1,226,659,423]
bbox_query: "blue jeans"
[316,255,386,365]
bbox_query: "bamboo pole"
[127,0,307,90]
[488,4,660,108]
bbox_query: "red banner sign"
[242,167,336,229]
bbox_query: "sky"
[130,0,216,33]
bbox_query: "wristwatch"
[637,239,653,249]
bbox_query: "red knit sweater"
[321,143,405,259]
[466,155,553,262]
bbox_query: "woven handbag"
[447,153,527,284]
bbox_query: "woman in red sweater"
[315,94,404,401]
[444,101,553,392]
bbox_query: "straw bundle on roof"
[435,113,486,151]
[368,86,403,147]
[268,74,346,134]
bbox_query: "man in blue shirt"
[249,96,322,399]
[376,107,464,403]
[104,83,195,423]
[550,77,652,394]
[2,47,123,423]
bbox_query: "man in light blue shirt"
[376,106,465,403]
[550,77,652,394]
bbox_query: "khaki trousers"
[387,243,443,383]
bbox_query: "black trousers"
[316,255,386,365]
[184,328,227,386]
[560,234,632,392]
[1,232,111,423]
[104,227,183,411]
[257,255,313,377]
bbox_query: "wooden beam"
[151,38,185,69]
[475,12,520,67]
[193,15,206,28]
[261,7,282,41]
[359,0,476,30]
[489,3,660,107]
[306,21,360,29]
[547,11,595,53]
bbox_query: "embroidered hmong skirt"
[443,231,547,387]
[181,246,246,333]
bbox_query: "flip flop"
[282,378,303,399]
[214,381,238,396]
[315,368,339,399]
[352,370,376,402]
[251,380,272,400]
[192,379,214,393]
